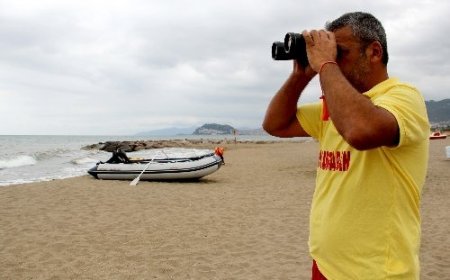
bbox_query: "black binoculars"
[272,33,308,68]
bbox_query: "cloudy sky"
[1,0,449,135]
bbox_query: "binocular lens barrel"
[271,42,290,60]
[271,32,308,68]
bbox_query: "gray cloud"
[0,0,449,135]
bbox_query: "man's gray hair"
[326,12,389,65]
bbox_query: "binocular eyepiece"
[272,33,308,68]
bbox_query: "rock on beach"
[82,138,275,152]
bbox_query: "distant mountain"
[426,99,450,123]
[193,123,235,135]
[135,124,268,136]
[135,126,196,136]
[192,124,269,135]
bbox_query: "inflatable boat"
[429,131,447,140]
[88,148,224,181]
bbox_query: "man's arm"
[303,30,399,150]
[262,61,316,138]
[319,64,399,149]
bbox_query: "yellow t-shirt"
[297,78,429,279]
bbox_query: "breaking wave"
[0,155,37,169]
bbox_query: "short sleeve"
[296,102,322,140]
[372,85,430,147]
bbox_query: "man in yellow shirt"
[263,12,429,279]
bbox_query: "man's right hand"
[293,57,317,80]
[302,29,337,73]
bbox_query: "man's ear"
[367,41,383,63]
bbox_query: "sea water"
[0,134,285,186]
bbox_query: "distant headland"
[136,123,269,137]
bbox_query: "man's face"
[334,26,371,92]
